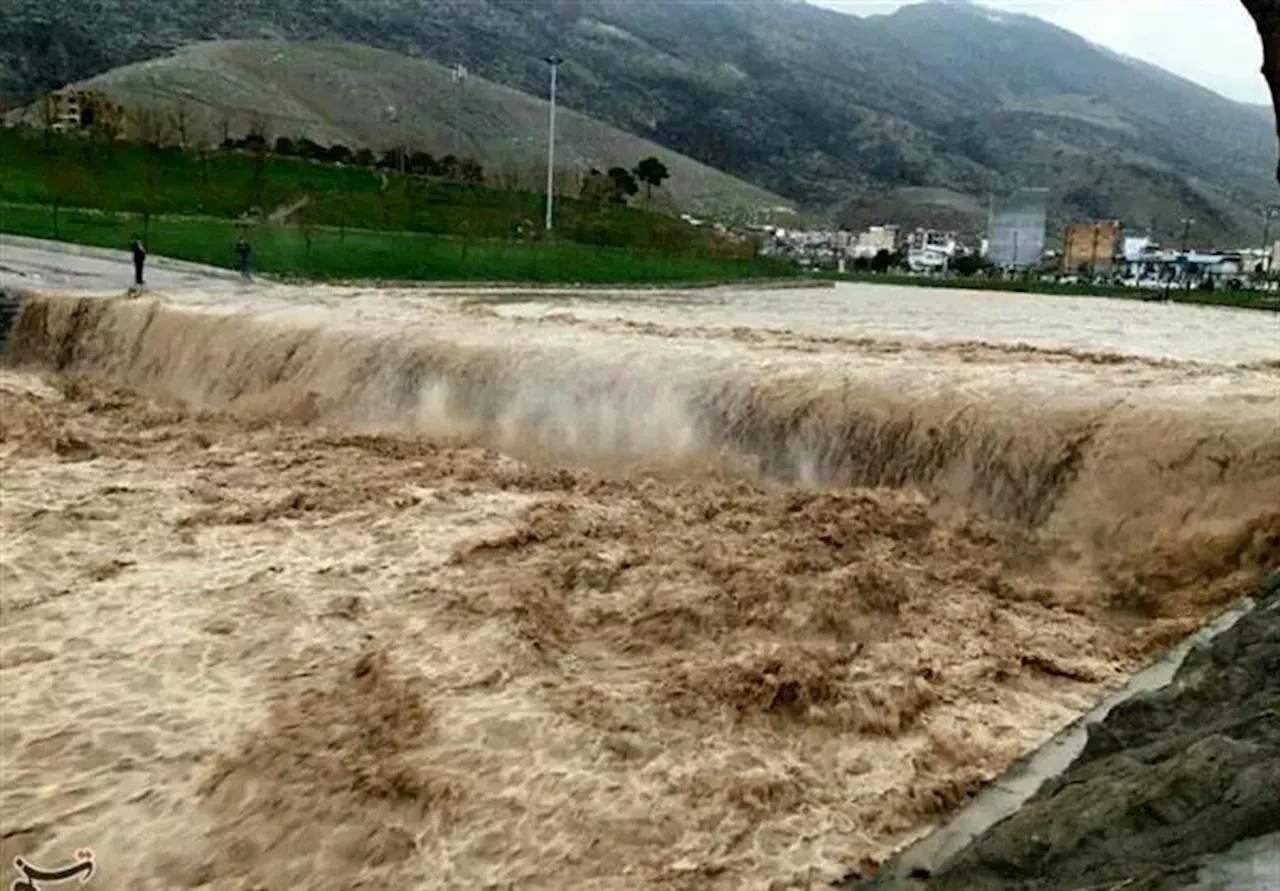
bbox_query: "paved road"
[0,233,244,294]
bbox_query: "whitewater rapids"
[1,280,1277,890]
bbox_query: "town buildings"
[1062,220,1122,274]
[749,213,1267,290]
[37,89,124,136]
[904,229,958,272]
[849,225,899,260]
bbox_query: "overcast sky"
[811,0,1267,105]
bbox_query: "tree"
[275,136,297,156]
[406,151,436,175]
[325,144,353,165]
[37,93,60,151]
[296,138,325,160]
[459,157,485,185]
[244,118,272,212]
[633,156,670,201]
[580,168,612,206]
[170,101,193,148]
[354,148,376,168]
[88,96,125,143]
[607,166,638,203]
[47,165,89,240]
[952,253,990,277]
[870,249,893,273]
[135,107,169,146]
[240,132,269,153]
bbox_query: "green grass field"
[0,128,742,255]
[0,203,790,284]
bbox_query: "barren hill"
[48,40,794,219]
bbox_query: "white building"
[849,225,899,260]
[759,228,853,267]
[1123,236,1155,263]
[905,229,958,272]
[1122,250,1248,288]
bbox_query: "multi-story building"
[848,225,899,260]
[905,229,958,272]
[39,89,123,136]
[1063,220,1123,274]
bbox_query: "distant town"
[716,215,1279,294]
[11,86,1279,302]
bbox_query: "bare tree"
[245,115,272,213]
[37,93,60,151]
[193,135,213,188]
[89,96,126,143]
[169,101,193,149]
[48,166,89,240]
[134,107,169,146]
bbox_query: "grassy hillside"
[0,126,757,255]
[3,0,1277,241]
[9,40,792,221]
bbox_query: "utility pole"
[544,56,564,233]
[1090,223,1101,281]
[1262,206,1279,275]
[1179,217,1195,293]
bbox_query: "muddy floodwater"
[1,278,1277,890]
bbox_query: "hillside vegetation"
[3,0,1277,241]
[0,127,734,248]
[18,40,790,220]
[0,126,791,283]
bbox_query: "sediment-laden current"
[1,281,1276,890]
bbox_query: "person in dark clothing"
[234,236,252,281]
[130,236,147,286]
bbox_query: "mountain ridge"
[3,0,1276,241]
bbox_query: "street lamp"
[385,105,405,174]
[1261,206,1280,273]
[1161,217,1196,300]
[451,63,468,161]
[1179,217,1195,293]
[544,56,564,233]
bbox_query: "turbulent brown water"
[1,285,1277,890]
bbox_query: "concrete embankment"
[848,570,1280,891]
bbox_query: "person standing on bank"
[130,236,147,287]
[234,235,252,282]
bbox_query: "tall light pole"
[451,63,468,161]
[544,56,564,233]
[1261,206,1279,274]
[1179,217,1196,294]
[385,105,405,174]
